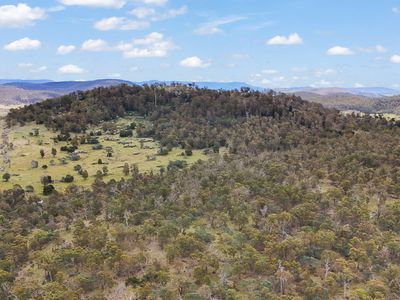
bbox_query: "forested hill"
[6,84,395,150]
[3,85,400,299]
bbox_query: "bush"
[167,160,187,171]
[92,144,103,150]
[184,148,193,156]
[25,185,34,193]
[60,146,77,153]
[120,129,133,138]
[43,184,55,196]
[158,147,170,156]
[2,173,10,182]
[61,175,74,183]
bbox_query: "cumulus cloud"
[4,37,41,51]
[267,33,303,45]
[326,46,353,56]
[130,7,155,19]
[130,5,187,21]
[194,16,246,35]
[18,63,47,73]
[58,64,85,74]
[77,33,175,58]
[95,5,186,31]
[359,44,387,53]
[82,39,109,51]
[60,0,126,8]
[391,55,400,64]
[57,45,76,55]
[95,17,149,31]
[180,56,210,68]
[143,0,168,6]
[0,4,46,28]
[151,5,187,21]
[120,32,175,58]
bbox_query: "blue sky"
[1,0,400,88]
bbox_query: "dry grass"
[1,116,207,193]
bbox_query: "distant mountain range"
[0,79,399,113]
[278,87,400,97]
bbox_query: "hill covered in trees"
[2,85,400,299]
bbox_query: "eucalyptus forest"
[1,84,400,299]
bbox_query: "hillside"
[0,80,262,106]
[2,79,400,116]
[2,85,400,299]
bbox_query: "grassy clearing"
[1,116,207,193]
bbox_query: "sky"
[1,0,400,88]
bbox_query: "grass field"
[0,116,207,193]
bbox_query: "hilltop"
[2,79,400,115]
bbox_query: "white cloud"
[393,7,400,13]
[391,55,400,64]
[261,79,271,85]
[151,5,187,21]
[82,39,109,51]
[18,63,33,68]
[18,63,47,73]
[354,83,364,88]
[359,44,387,53]
[95,17,149,31]
[31,66,47,73]
[122,32,175,58]
[0,4,46,28]
[143,0,168,6]
[267,33,303,45]
[376,45,387,53]
[60,0,126,8]
[109,73,121,78]
[4,37,41,51]
[180,56,210,68]
[262,69,278,75]
[57,45,76,55]
[194,16,246,35]
[232,53,250,60]
[315,68,336,77]
[291,67,307,73]
[58,64,85,74]
[130,7,155,19]
[326,46,353,56]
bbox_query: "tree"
[82,170,89,180]
[51,148,57,157]
[102,166,108,176]
[43,184,55,195]
[123,163,130,176]
[2,173,10,182]
[40,149,45,158]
